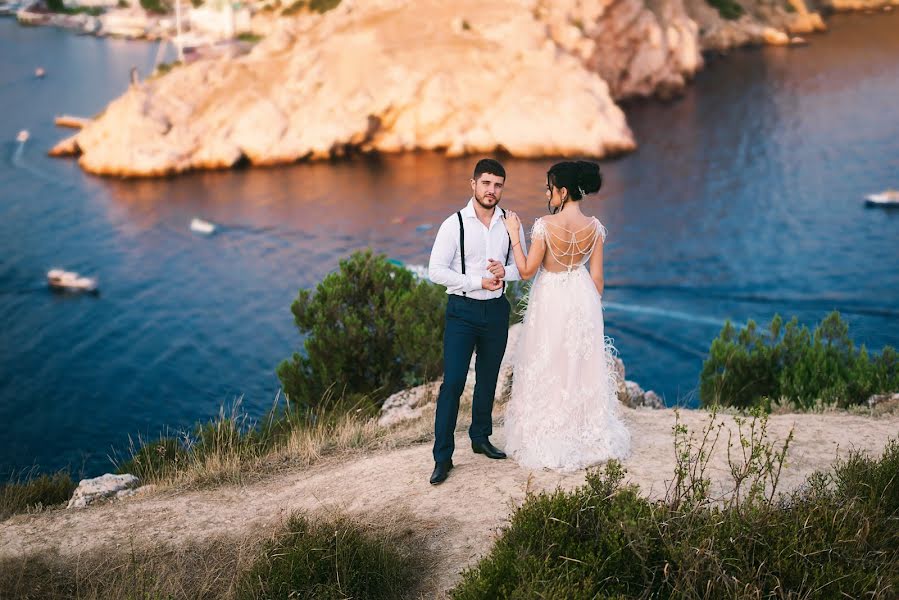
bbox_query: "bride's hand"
[503,210,521,240]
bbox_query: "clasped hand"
[482,259,505,291]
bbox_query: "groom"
[426,158,527,485]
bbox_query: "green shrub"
[307,0,340,12]
[236,32,263,43]
[504,279,529,326]
[277,250,446,411]
[706,0,745,19]
[700,311,899,410]
[139,0,167,15]
[0,470,76,520]
[453,441,899,599]
[281,0,304,14]
[239,512,424,599]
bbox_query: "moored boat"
[47,269,99,293]
[865,190,899,207]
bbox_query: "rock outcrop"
[67,0,635,177]
[53,0,883,176]
[66,473,141,509]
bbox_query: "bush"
[277,250,446,411]
[0,470,77,520]
[239,512,424,600]
[706,0,745,19]
[504,279,529,326]
[453,440,899,599]
[236,32,263,43]
[308,0,340,12]
[700,311,899,410]
[139,0,167,14]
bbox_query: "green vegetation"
[0,510,427,600]
[504,279,529,325]
[281,0,340,15]
[700,311,899,410]
[706,0,745,20]
[453,410,899,599]
[153,60,182,77]
[239,513,426,599]
[277,250,447,412]
[45,0,104,15]
[139,0,167,15]
[236,32,263,43]
[0,470,76,521]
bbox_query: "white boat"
[406,264,430,280]
[190,217,216,234]
[47,269,98,293]
[865,190,899,207]
[16,129,29,143]
[34,67,45,78]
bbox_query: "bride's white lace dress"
[505,217,631,472]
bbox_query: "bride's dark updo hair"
[547,161,602,201]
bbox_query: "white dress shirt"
[428,199,528,300]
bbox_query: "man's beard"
[475,192,499,210]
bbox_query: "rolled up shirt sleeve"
[428,218,481,293]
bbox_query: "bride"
[502,160,630,472]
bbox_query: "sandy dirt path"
[2,408,897,596]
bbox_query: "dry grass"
[0,508,433,600]
[0,534,261,600]
[115,391,440,494]
[0,470,77,522]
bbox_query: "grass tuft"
[0,470,77,521]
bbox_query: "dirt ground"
[2,408,897,596]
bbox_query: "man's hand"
[481,277,503,291]
[487,259,506,280]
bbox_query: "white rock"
[867,392,899,409]
[67,473,140,509]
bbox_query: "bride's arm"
[504,212,545,280]
[588,235,604,296]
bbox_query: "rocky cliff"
[51,0,897,176]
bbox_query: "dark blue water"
[1,14,898,479]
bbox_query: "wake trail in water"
[607,321,708,360]
[10,141,72,188]
[606,282,899,319]
[603,301,743,329]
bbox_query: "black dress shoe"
[430,460,453,485]
[472,439,507,459]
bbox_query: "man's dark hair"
[473,158,506,181]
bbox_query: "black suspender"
[500,208,511,294]
[457,209,512,296]
[456,212,466,297]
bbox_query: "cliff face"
[53,0,895,176]
[67,0,637,176]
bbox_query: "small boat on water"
[16,129,29,143]
[34,67,45,78]
[387,259,430,281]
[190,217,216,235]
[865,190,899,207]
[47,269,98,293]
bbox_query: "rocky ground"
[2,406,897,596]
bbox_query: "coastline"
[36,0,898,177]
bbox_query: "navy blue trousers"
[433,294,510,463]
